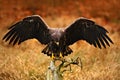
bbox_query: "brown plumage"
[2,15,113,57]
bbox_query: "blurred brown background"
[0,0,120,80]
[0,0,120,30]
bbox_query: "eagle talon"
[60,53,63,58]
[51,53,55,60]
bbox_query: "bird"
[2,15,113,59]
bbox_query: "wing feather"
[60,18,113,48]
[3,15,51,45]
[99,36,106,48]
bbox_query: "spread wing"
[3,15,51,45]
[60,18,113,49]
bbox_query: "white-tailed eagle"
[3,15,113,58]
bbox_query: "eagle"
[2,15,113,59]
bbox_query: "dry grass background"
[0,0,120,80]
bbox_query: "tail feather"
[42,42,73,57]
[62,47,73,56]
[42,45,52,56]
[42,42,59,57]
